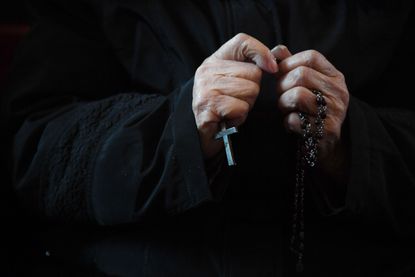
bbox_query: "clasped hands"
[192,33,350,176]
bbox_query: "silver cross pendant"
[214,122,238,166]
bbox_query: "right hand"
[192,33,278,159]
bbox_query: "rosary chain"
[291,89,326,273]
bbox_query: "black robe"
[2,0,415,276]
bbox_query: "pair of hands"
[192,33,349,171]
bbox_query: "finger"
[193,94,250,129]
[283,112,339,142]
[283,112,324,136]
[276,66,333,95]
[200,59,263,83]
[278,86,318,115]
[210,76,260,109]
[213,33,278,73]
[278,49,340,77]
[271,44,292,62]
[213,94,250,127]
[283,112,303,135]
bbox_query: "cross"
[214,122,238,166]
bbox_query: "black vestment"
[2,0,415,276]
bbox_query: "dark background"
[0,1,31,276]
[0,1,31,88]
[0,1,30,22]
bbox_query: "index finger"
[213,33,278,73]
[278,49,340,77]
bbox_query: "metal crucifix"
[214,122,238,166]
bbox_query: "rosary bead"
[292,88,327,273]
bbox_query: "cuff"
[343,96,371,214]
[310,96,367,217]
[171,79,230,212]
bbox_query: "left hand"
[273,46,350,177]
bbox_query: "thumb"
[271,44,292,62]
[213,33,278,73]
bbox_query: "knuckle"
[336,95,349,115]
[194,75,208,90]
[201,56,220,69]
[287,114,296,128]
[308,49,321,57]
[291,86,302,97]
[239,102,250,117]
[304,50,320,67]
[196,110,218,130]
[293,66,309,83]
[192,91,208,107]
[235,33,253,60]
[291,88,303,108]
[197,119,211,130]
[195,63,209,76]
[239,42,249,59]
[278,44,288,51]
[203,56,212,63]
[234,32,249,43]
[339,104,347,117]
[287,88,303,110]
[332,79,349,105]
[285,113,299,133]
[195,61,221,82]
[338,87,349,103]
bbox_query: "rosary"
[290,89,327,273]
[215,89,327,273]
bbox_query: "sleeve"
[309,4,415,238]
[344,98,415,238]
[310,96,415,238]
[4,1,227,226]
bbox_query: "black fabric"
[2,0,415,276]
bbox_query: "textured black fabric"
[2,0,415,276]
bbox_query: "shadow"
[0,1,31,275]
